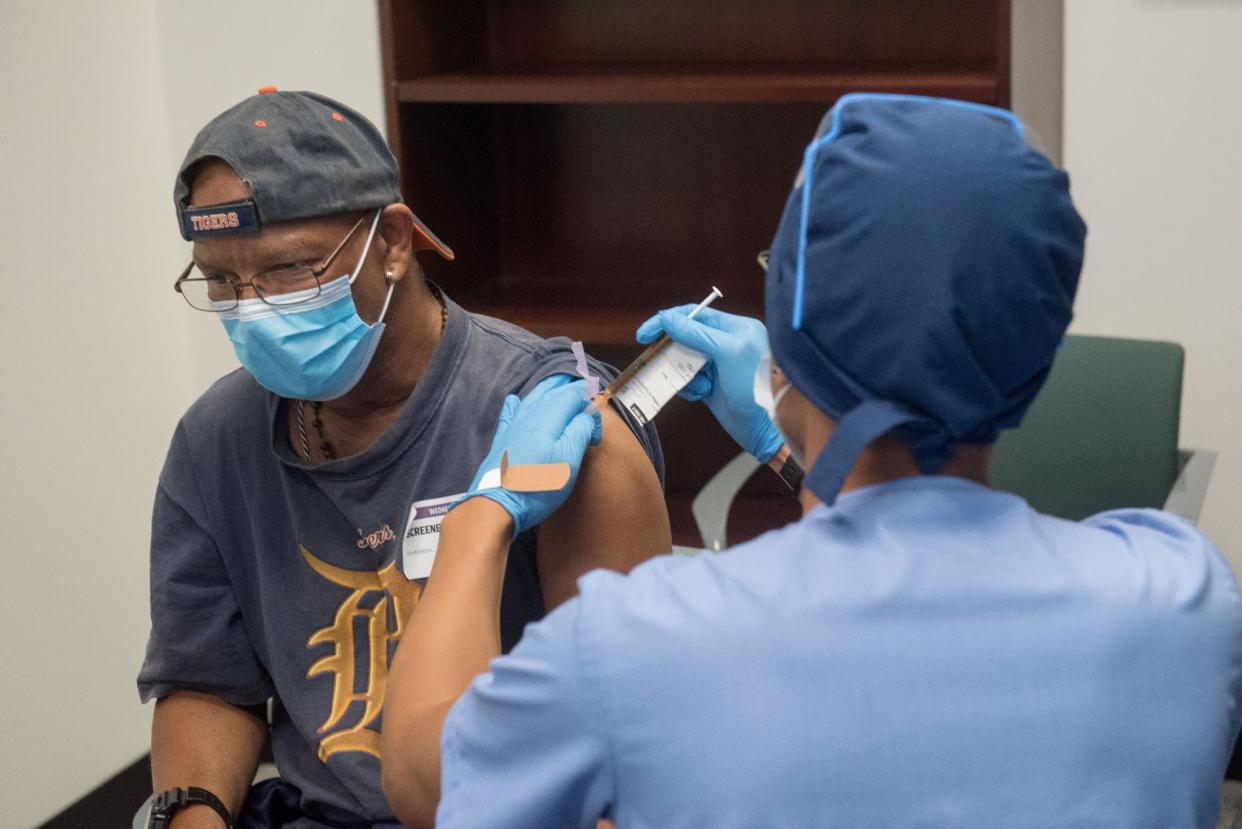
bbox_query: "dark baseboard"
[38,753,151,829]
[29,732,1240,827]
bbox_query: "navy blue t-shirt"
[138,296,663,825]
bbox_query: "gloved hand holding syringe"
[594,286,723,425]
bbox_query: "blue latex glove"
[458,375,603,535]
[636,306,783,462]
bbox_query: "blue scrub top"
[437,477,1242,828]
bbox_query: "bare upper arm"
[537,404,671,609]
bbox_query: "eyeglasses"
[174,213,370,312]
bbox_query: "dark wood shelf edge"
[459,297,765,345]
[460,300,656,345]
[396,71,999,105]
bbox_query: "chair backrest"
[990,334,1183,521]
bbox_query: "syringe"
[596,286,723,403]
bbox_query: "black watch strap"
[776,453,804,494]
[148,786,233,828]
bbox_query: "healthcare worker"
[381,95,1242,828]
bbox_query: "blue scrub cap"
[765,94,1087,504]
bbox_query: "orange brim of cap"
[411,212,454,260]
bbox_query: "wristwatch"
[776,453,804,493]
[771,448,804,494]
[147,787,233,828]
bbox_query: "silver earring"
[385,270,395,285]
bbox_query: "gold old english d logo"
[299,546,422,761]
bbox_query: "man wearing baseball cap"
[381,95,1242,827]
[136,88,670,828]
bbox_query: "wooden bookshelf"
[379,0,1012,546]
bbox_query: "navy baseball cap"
[765,94,1086,504]
[173,86,452,259]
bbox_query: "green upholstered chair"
[990,334,1214,525]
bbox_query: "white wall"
[1011,0,1064,164]
[0,3,193,826]
[1063,0,1242,572]
[0,2,383,826]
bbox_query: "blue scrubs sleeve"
[436,596,614,828]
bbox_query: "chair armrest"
[691,452,761,551]
[1163,449,1216,526]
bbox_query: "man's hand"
[456,375,602,535]
[636,307,783,462]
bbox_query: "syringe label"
[613,342,708,424]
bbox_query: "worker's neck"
[795,412,992,514]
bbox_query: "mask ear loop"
[349,209,396,327]
[772,380,792,410]
[374,270,396,325]
[348,209,384,286]
[753,351,792,414]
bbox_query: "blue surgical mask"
[219,210,391,401]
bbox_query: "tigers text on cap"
[764,93,1086,505]
[173,87,453,260]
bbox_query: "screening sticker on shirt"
[402,493,465,580]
